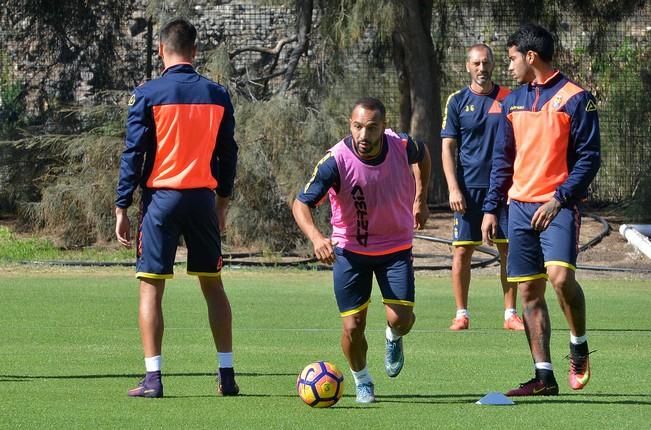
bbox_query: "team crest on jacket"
[128,94,136,106]
[552,95,563,109]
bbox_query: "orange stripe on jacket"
[147,104,225,189]
[508,82,584,202]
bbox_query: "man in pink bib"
[292,97,431,403]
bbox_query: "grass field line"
[3,325,649,336]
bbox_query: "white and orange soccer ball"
[296,361,345,408]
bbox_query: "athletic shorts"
[136,188,223,279]
[507,200,581,282]
[332,247,415,317]
[453,187,507,246]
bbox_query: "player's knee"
[518,282,545,304]
[547,266,576,292]
[342,315,366,341]
[453,246,474,268]
[454,245,474,259]
[387,310,415,335]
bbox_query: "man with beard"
[441,44,524,332]
[292,97,430,403]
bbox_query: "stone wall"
[0,1,299,115]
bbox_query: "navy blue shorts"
[453,188,507,246]
[136,188,223,279]
[507,200,581,282]
[332,247,415,317]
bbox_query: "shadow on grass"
[375,392,651,406]
[0,371,296,381]
[586,328,651,333]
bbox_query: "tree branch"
[279,0,313,94]
[228,36,298,59]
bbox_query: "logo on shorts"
[351,185,368,247]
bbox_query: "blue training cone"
[476,392,515,405]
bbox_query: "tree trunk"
[392,0,445,204]
[279,0,313,94]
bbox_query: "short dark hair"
[352,97,386,119]
[507,23,554,62]
[467,43,494,64]
[160,18,197,56]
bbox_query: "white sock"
[504,308,517,320]
[218,352,233,368]
[570,333,588,345]
[144,355,162,372]
[456,309,469,319]
[534,362,553,371]
[386,325,402,341]
[351,366,373,385]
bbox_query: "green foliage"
[228,96,341,252]
[16,106,126,248]
[0,225,134,261]
[624,171,651,222]
[0,225,58,261]
[590,37,651,203]
[0,53,24,137]
[320,0,397,49]
[203,45,234,87]
[146,0,197,25]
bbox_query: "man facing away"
[482,24,600,396]
[441,43,524,331]
[115,18,239,398]
[292,97,431,403]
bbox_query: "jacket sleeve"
[483,103,514,213]
[213,92,238,198]
[553,92,601,205]
[115,88,152,209]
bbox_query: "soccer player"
[482,24,600,396]
[114,18,239,398]
[292,97,431,403]
[441,43,524,331]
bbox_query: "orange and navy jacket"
[115,63,238,208]
[483,71,600,213]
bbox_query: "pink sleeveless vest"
[328,129,415,255]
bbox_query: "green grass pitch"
[0,267,649,429]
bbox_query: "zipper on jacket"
[532,85,540,112]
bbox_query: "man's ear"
[158,42,164,58]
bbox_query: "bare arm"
[481,213,498,246]
[216,195,230,234]
[292,199,335,264]
[442,137,465,213]
[115,207,131,248]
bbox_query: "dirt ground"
[218,209,651,279]
[410,209,651,277]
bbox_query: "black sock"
[570,341,589,356]
[535,368,556,385]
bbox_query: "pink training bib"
[328,129,415,255]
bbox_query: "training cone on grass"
[475,392,515,405]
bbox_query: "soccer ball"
[296,361,345,408]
